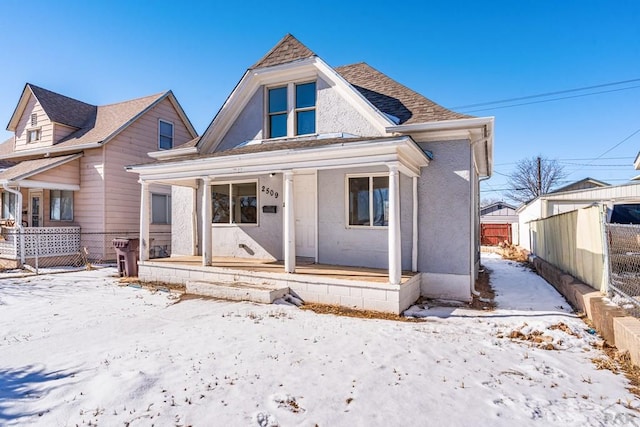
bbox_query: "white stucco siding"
[315,78,382,137]
[417,140,471,277]
[317,166,413,270]
[216,90,264,152]
[215,76,383,153]
[171,186,197,256]
[188,174,283,260]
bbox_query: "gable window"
[2,192,17,219]
[295,82,316,135]
[30,113,38,127]
[268,87,287,138]
[159,120,174,150]
[27,128,41,143]
[347,175,389,227]
[211,182,258,225]
[50,190,73,221]
[151,193,171,224]
[266,81,316,138]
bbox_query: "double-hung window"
[347,175,389,227]
[267,81,316,138]
[159,120,174,150]
[2,192,17,219]
[27,128,41,143]
[50,190,73,221]
[211,182,258,224]
[151,193,171,224]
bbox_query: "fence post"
[599,203,610,295]
[35,231,40,275]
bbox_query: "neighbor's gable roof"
[335,63,473,125]
[7,83,97,131]
[1,89,197,160]
[250,33,316,69]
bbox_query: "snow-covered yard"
[1,254,639,426]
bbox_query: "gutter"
[386,116,495,134]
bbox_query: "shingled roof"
[54,92,166,148]
[251,34,316,69]
[335,62,473,125]
[28,84,97,129]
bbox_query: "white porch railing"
[0,226,81,260]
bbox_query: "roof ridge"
[28,83,96,108]
[250,33,316,69]
[97,91,167,108]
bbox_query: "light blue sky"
[1,0,638,203]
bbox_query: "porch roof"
[0,153,82,190]
[127,135,430,185]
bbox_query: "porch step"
[186,280,290,304]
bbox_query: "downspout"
[470,135,491,298]
[2,182,24,264]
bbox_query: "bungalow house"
[0,84,197,267]
[127,34,494,314]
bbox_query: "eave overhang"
[128,136,429,184]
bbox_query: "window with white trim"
[211,182,258,224]
[347,175,389,227]
[267,81,316,138]
[27,128,41,143]
[159,120,174,150]
[50,190,73,221]
[2,192,17,219]
[151,193,171,224]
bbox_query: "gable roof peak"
[250,33,316,69]
[26,83,97,129]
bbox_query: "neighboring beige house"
[128,34,494,314]
[0,84,197,266]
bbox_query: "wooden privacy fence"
[481,223,512,245]
[529,204,607,293]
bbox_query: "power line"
[458,85,640,114]
[451,77,640,109]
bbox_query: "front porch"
[138,256,422,314]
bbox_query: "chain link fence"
[0,228,171,274]
[605,223,640,317]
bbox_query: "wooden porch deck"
[144,255,416,284]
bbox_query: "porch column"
[388,164,401,285]
[139,181,150,262]
[201,177,212,266]
[412,175,418,272]
[283,171,296,273]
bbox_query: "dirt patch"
[469,266,496,310]
[593,342,640,398]
[300,303,424,322]
[118,278,186,293]
[500,322,580,351]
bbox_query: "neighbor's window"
[267,81,316,138]
[151,193,171,224]
[268,86,287,138]
[211,182,258,224]
[1,192,17,219]
[50,190,73,221]
[27,128,41,143]
[347,175,389,227]
[159,120,174,150]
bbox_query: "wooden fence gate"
[481,223,512,246]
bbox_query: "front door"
[29,190,43,227]
[293,173,317,259]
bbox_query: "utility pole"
[537,156,542,196]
